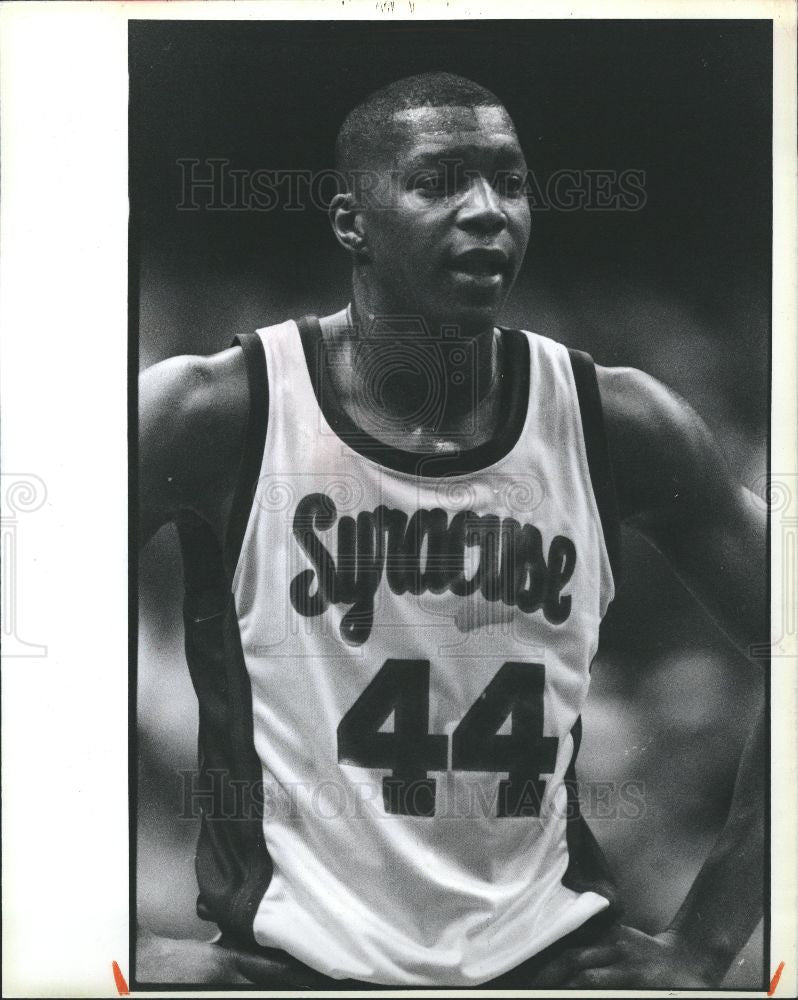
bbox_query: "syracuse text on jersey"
[289,492,577,646]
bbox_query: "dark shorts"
[219,904,622,990]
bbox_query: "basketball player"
[137,73,766,989]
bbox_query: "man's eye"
[415,175,447,196]
[495,172,526,197]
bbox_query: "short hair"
[335,71,510,175]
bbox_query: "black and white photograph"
[131,16,775,992]
[3,4,795,997]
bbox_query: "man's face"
[358,104,531,334]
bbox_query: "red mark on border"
[768,961,785,996]
[112,960,129,996]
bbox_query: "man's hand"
[135,929,251,985]
[135,928,329,988]
[534,925,713,989]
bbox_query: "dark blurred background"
[133,19,769,987]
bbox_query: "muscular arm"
[600,366,767,657]
[138,347,250,546]
[579,366,767,986]
[136,347,254,982]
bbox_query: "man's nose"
[457,177,506,234]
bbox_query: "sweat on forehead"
[394,104,516,136]
[335,71,514,174]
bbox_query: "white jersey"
[222,309,617,985]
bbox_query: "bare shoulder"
[140,346,249,438]
[139,346,249,536]
[594,364,730,524]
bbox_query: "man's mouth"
[449,248,509,278]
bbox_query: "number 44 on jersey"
[337,659,560,818]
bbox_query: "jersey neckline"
[294,314,531,478]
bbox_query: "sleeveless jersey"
[176,309,622,987]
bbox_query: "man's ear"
[329,192,368,257]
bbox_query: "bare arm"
[568,366,768,987]
[662,697,765,982]
[136,348,252,981]
[600,366,767,658]
[138,347,250,546]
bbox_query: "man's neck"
[339,294,501,444]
